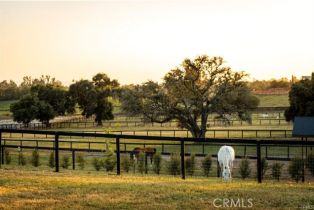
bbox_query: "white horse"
[218,146,235,181]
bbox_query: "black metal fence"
[0,129,313,183]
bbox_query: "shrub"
[92,158,102,171]
[31,149,40,167]
[77,153,85,170]
[306,153,314,176]
[137,152,145,174]
[185,154,196,176]
[289,157,304,182]
[18,152,27,166]
[48,152,55,168]
[201,155,212,177]
[167,154,180,176]
[239,158,251,179]
[261,158,269,178]
[153,153,162,175]
[4,149,11,165]
[272,163,283,181]
[103,150,116,172]
[121,156,131,173]
[61,155,70,169]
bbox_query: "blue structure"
[292,117,314,137]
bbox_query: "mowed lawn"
[0,169,313,210]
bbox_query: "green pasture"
[0,100,16,119]
[255,94,289,107]
[0,167,313,209]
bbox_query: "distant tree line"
[10,73,119,127]
[0,75,62,101]
[248,77,295,91]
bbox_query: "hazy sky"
[1,0,314,85]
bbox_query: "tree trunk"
[189,126,206,138]
[96,119,103,126]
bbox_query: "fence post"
[302,137,305,182]
[244,145,247,157]
[55,133,59,172]
[145,153,148,174]
[217,159,220,177]
[257,141,262,183]
[284,130,287,138]
[202,144,205,155]
[116,137,120,175]
[180,140,185,179]
[72,150,75,170]
[0,131,2,167]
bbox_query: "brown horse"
[130,147,156,163]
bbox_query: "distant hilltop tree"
[120,55,259,138]
[285,72,314,121]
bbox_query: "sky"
[0,0,314,85]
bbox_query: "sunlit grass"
[0,169,313,210]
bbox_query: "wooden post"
[72,150,75,170]
[55,133,59,172]
[116,137,120,175]
[257,141,262,183]
[180,140,185,179]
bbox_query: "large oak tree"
[120,55,259,138]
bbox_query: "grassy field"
[255,94,289,107]
[0,168,313,210]
[0,100,16,119]
[0,94,289,120]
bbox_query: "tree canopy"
[285,73,314,121]
[10,94,39,126]
[120,55,259,138]
[69,73,119,126]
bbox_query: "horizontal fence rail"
[0,129,294,139]
[0,128,313,183]
[0,118,292,130]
